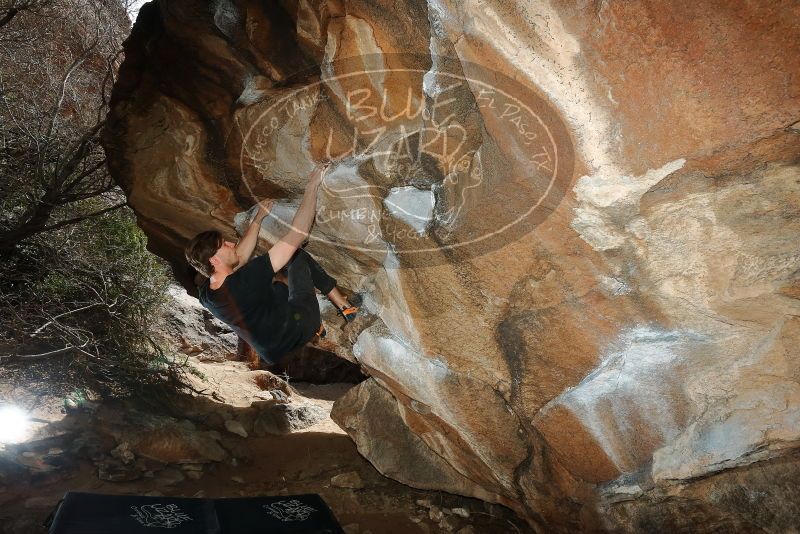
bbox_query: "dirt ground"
[0,355,530,533]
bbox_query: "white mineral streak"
[352,325,523,491]
[570,158,686,251]
[538,326,703,472]
[384,186,435,233]
[541,164,800,484]
[652,317,800,482]
[429,0,622,176]
[322,15,387,107]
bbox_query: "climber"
[184,160,359,365]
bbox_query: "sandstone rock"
[97,460,141,482]
[154,467,185,486]
[252,401,327,436]
[268,390,290,403]
[439,515,459,532]
[428,505,443,522]
[332,378,499,503]
[72,432,109,463]
[164,387,326,438]
[97,407,227,464]
[110,442,135,465]
[158,285,237,361]
[330,471,363,489]
[251,371,292,396]
[284,402,328,431]
[224,419,248,438]
[600,448,800,532]
[451,507,469,518]
[181,463,203,471]
[104,0,800,529]
[12,447,62,474]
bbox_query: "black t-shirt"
[198,255,303,364]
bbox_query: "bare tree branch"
[2,345,78,360]
[0,0,130,250]
[45,36,101,144]
[0,8,18,31]
[38,200,125,233]
[30,302,103,336]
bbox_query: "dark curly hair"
[185,230,222,278]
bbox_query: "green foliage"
[0,0,193,402]
[0,202,195,400]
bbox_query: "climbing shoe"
[339,305,359,323]
[315,322,327,338]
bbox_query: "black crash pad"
[47,491,344,533]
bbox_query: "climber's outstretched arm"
[267,161,330,273]
[234,200,273,266]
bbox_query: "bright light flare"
[0,405,30,443]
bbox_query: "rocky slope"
[0,353,524,534]
[102,0,800,530]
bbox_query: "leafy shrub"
[0,201,196,400]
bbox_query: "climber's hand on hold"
[308,159,332,188]
[270,160,330,273]
[255,199,274,222]
[237,199,273,265]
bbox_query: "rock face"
[103,0,800,531]
[331,377,499,503]
[158,284,238,361]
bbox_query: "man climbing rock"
[184,161,358,365]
